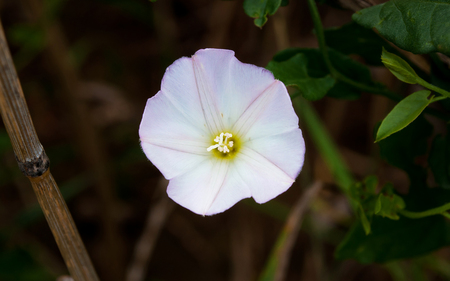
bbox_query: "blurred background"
[1,0,449,280]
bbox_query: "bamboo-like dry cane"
[0,20,100,281]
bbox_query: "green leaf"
[243,0,282,27]
[353,0,450,56]
[374,184,406,220]
[272,48,383,99]
[381,47,422,84]
[429,133,450,189]
[266,53,336,100]
[376,90,432,142]
[336,215,450,263]
[359,204,371,235]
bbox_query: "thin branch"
[0,19,99,281]
[126,178,174,281]
[21,1,125,278]
[259,181,322,281]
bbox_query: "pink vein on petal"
[239,146,295,183]
[231,80,279,138]
[203,159,229,215]
[140,137,210,156]
[192,54,224,134]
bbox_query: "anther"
[207,132,234,154]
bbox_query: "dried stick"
[126,178,174,281]
[0,20,99,281]
[21,1,125,278]
[259,181,322,281]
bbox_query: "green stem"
[306,0,335,75]
[419,79,450,98]
[399,202,450,219]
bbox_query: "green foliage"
[7,24,46,71]
[353,0,450,56]
[243,0,282,27]
[429,130,450,189]
[349,176,406,235]
[378,115,432,177]
[376,90,433,142]
[324,21,395,66]
[0,237,55,281]
[375,184,406,220]
[0,129,11,156]
[266,53,335,100]
[270,48,382,100]
[336,215,450,263]
[381,47,422,85]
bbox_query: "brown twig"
[0,19,99,281]
[259,181,323,281]
[126,178,174,281]
[20,1,125,279]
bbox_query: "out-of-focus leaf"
[325,21,430,80]
[0,129,12,156]
[430,53,450,111]
[429,133,450,189]
[324,21,394,66]
[7,24,46,71]
[267,53,335,100]
[243,0,282,27]
[378,115,432,176]
[0,237,55,281]
[353,0,450,56]
[316,0,344,9]
[358,205,371,235]
[350,176,405,234]
[381,47,422,84]
[376,90,432,142]
[336,215,450,263]
[272,48,384,99]
[93,0,154,26]
[374,184,406,220]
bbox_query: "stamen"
[207,132,234,154]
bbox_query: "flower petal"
[232,80,299,140]
[236,146,296,204]
[190,49,277,129]
[205,163,252,215]
[160,57,210,134]
[245,129,305,180]
[167,158,232,215]
[141,142,208,179]
[192,53,225,134]
[139,91,210,179]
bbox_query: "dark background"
[0,0,447,280]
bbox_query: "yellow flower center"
[207,132,239,159]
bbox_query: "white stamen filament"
[207,132,233,153]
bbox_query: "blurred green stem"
[399,202,450,219]
[293,97,355,200]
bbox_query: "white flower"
[139,49,305,216]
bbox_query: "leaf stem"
[419,79,450,98]
[399,202,450,219]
